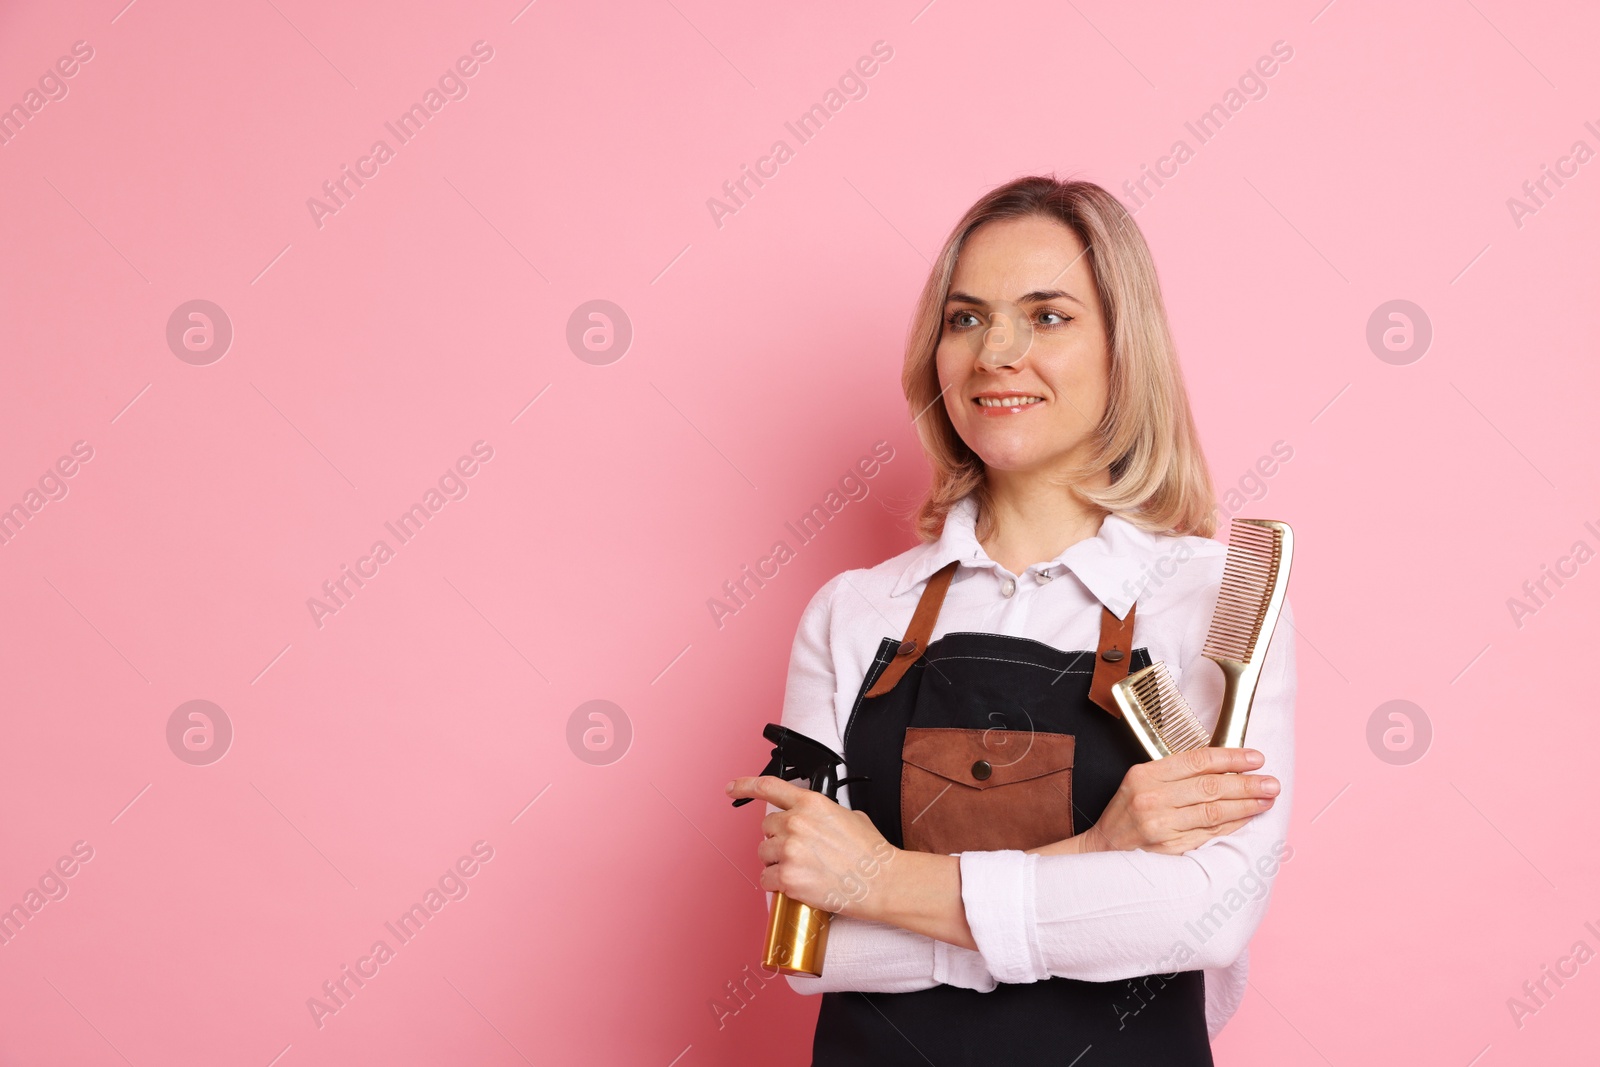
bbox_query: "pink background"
[2,0,1597,1063]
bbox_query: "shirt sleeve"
[956,596,1298,1003]
[774,573,999,997]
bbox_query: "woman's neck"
[978,466,1110,575]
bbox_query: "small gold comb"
[1112,661,1210,760]
[1203,518,1294,749]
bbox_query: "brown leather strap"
[865,561,1137,713]
[864,561,959,698]
[1087,602,1138,718]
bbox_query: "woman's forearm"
[860,832,1093,950]
[855,848,983,950]
[1024,832,1093,858]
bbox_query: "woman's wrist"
[856,847,979,951]
[1025,829,1103,857]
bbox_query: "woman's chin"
[970,447,1053,475]
[966,435,1092,478]
[956,416,1092,475]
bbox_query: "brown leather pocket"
[900,727,1076,855]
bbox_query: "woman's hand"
[1066,747,1280,856]
[725,775,899,917]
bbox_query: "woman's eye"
[947,311,980,329]
[1037,310,1071,327]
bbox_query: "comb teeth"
[1202,519,1285,664]
[1125,662,1210,752]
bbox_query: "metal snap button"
[1100,648,1124,663]
[971,760,992,781]
[897,639,919,656]
[1000,578,1016,598]
[1037,570,1053,583]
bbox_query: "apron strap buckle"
[864,561,959,698]
[1087,602,1138,718]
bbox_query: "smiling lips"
[974,393,1044,414]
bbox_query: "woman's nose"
[971,307,1033,367]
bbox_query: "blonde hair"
[903,175,1218,541]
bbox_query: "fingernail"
[1262,778,1280,795]
[1259,798,1273,808]
[1245,750,1264,766]
[725,780,736,793]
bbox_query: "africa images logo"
[706,441,894,629]
[305,41,495,229]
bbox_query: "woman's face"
[935,214,1112,478]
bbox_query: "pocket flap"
[901,727,1075,790]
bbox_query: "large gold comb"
[1203,518,1294,749]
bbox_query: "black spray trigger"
[731,723,850,807]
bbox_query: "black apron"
[810,564,1213,1066]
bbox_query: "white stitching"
[842,640,898,754]
[841,643,1151,750]
[924,655,1092,673]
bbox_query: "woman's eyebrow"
[946,289,1086,307]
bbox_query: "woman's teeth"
[976,396,1043,408]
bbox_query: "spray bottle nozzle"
[731,723,866,807]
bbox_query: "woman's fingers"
[756,834,795,866]
[1141,748,1280,830]
[727,774,810,809]
[1167,796,1275,833]
[741,791,898,915]
[1091,751,1278,854]
[1145,746,1266,782]
[1167,771,1280,810]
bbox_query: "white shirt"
[773,495,1297,1038]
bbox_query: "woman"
[726,176,1296,1065]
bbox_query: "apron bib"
[810,562,1213,1066]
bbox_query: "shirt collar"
[889,495,1161,619]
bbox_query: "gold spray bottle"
[732,724,867,977]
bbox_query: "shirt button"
[1000,578,1016,598]
[1036,570,1054,583]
